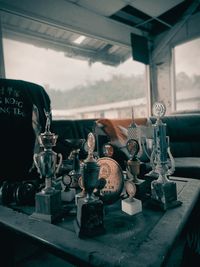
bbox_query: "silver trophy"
[31,110,63,223]
[150,102,181,210]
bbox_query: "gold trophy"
[74,133,105,238]
[31,111,63,223]
[150,102,181,210]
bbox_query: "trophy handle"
[140,137,151,160]
[33,153,41,177]
[150,144,156,171]
[55,153,63,174]
[167,147,175,175]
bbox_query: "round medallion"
[62,174,72,187]
[126,139,140,159]
[125,180,136,198]
[152,102,166,118]
[97,157,124,205]
[102,143,114,157]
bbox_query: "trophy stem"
[42,177,55,194]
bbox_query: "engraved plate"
[97,157,124,204]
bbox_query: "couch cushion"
[173,157,200,180]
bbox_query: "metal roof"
[0,0,199,66]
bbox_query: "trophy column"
[74,133,105,238]
[30,111,62,223]
[150,102,182,210]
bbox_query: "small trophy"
[61,139,84,202]
[121,180,142,216]
[126,139,148,199]
[74,133,105,238]
[150,102,181,210]
[31,110,63,223]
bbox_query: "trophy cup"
[150,102,181,210]
[31,110,63,223]
[74,132,105,238]
[121,180,142,216]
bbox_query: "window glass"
[3,38,147,119]
[174,38,200,112]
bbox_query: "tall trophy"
[150,102,181,210]
[31,110,63,223]
[74,132,105,238]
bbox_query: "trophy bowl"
[65,138,86,151]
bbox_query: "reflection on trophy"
[74,132,105,238]
[126,139,148,199]
[31,110,63,223]
[121,180,142,216]
[150,102,181,210]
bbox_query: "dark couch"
[150,113,200,179]
[52,113,200,180]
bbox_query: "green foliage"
[46,74,146,109]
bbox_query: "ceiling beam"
[3,27,123,66]
[0,0,146,48]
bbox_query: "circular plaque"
[102,143,114,157]
[152,102,166,118]
[62,174,72,187]
[126,139,140,159]
[97,157,124,205]
[125,180,136,198]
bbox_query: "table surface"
[0,177,199,267]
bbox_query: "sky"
[174,38,200,75]
[3,38,145,91]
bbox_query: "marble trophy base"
[151,180,182,210]
[30,190,62,223]
[122,197,142,216]
[61,188,76,202]
[74,197,105,238]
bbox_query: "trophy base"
[122,197,142,216]
[151,180,182,210]
[74,198,105,238]
[135,179,151,200]
[75,191,86,206]
[30,190,62,223]
[61,188,76,202]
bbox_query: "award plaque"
[121,180,142,216]
[97,157,124,205]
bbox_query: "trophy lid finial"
[86,132,96,162]
[44,109,51,133]
[39,109,58,148]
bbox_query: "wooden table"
[0,177,199,267]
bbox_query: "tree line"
[45,72,200,110]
